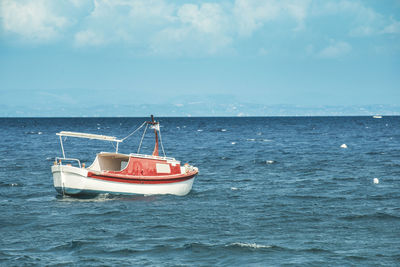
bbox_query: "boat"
[372,115,383,119]
[51,115,198,196]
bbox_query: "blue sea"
[0,116,399,266]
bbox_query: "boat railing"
[55,157,82,168]
[129,153,177,162]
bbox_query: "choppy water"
[0,117,399,266]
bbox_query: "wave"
[56,194,114,202]
[288,195,347,201]
[228,242,273,249]
[27,196,55,202]
[106,248,141,255]
[181,242,280,253]
[246,138,273,142]
[0,181,22,187]
[181,242,332,254]
[252,159,278,165]
[49,240,94,252]
[301,247,332,253]
[340,212,400,221]
[368,193,400,200]
[344,255,369,261]
[332,177,355,181]
[46,242,281,257]
[56,193,164,203]
[25,131,43,135]
[366,151,386,155]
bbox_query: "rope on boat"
[137,123,148,153]
[158,125,166,157]
[121,121,147,141]
[90,119,166,156]
[110,140,117,151]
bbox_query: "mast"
[150,115,159,156]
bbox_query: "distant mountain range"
[1,103,399,117]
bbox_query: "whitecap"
[197,129,203,132]
[1,182,22,187]
[230,242,272,249]
[58,194,112,202]
[247,138,255,141]
[373,178,379,184]
[340,144,347,149]
[266,160,274,164]
[231,142,236,145]
[231,187,238,191]
[38,132,43,135]
[263,139,272,142]
[221,129,227,132]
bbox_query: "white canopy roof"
[56,131,122,142]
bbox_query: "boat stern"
[51,164,88,195]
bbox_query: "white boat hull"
[51,165,195,196]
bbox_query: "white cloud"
[127,0,175,21]
[150,2,232,55]
[233,0,280,37]
[382,19,400,34]
[72,0,176,47]
[0,0,398,57]
[71,0,312,53]
[151,26,232,56]
[0,0,314,53]
[349,26,375,37]
[69,0,91,8]
[0,0,69,42]
[283,0,310,31]
[178,3,227,35]
[318,40,352,58]
[314,0,398,37]
[233,0,310,36]
[74,30,105,46]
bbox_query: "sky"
[0,0,399,116]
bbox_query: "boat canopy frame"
[56,131,123,158]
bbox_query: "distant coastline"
[1,115,399,119]
[1,104,399,117]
